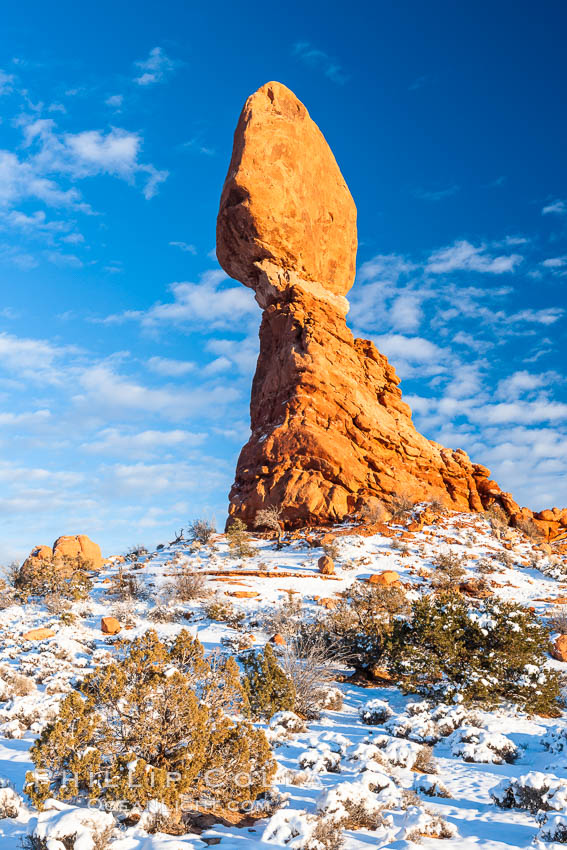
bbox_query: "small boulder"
[270,633,286,646]
[318,597,338,609]
[552,634,567,662]
[22,627,55,641]
[318,555,335,575]
[368,570,401,587]
[101,616,121,635]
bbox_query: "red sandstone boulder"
[101,617,121,635]
[22,627,55,641]
[551,635,567,662]
[53,535,103,570]
[318,555,335,575]
[369,570,401,587]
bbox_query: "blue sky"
[0,0,566,560]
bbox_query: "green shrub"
[321,582,409,672]
[26,630,275,820]
[226,518,254,558]
[243,643,296,719]
[390,592,561,713]
[16,557,92,602]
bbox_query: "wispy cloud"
[134,47,179,86]
[0,69,15,95]
[542,199,566,215]
[426,240,523,274]
[414,185,460,201]
[293,41,349,84]
[169,241,197,254]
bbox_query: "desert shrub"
[492,771,567,814]
[412,745,437,773]
[205,594,245,626]
[390,592,561,713]
[264,594,303,639]
[359,699,392,725]
[226,518,254,558]
[278,629,344,719]
[390,538,409,553]
[493,550,514,569]
[486,503,508,536]
[450,726,518,764]
[243,643,296,720]
[254,506,283,543]
[426,498,447,514]
[188,518,216,545]
[16,558,92,602]
[26,630,275,820]
[413,774,452,798]
[550,606,567,633]
[321,540,340,560]
[0,577,16,610]
[359,499,386,524]
[171,569,209,601]
[262,809,344,850]
[402,805,456,840]
[515,516,545,541]
[125,544,148,562]
[476,558,496,574]
[430,551,466,590]
[321,582,409,672]
[299,747,341,774]
[389,491,414,522]
[539,814,567,843]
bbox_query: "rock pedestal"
[217,82,566,540]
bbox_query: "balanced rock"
[217,82,564,539]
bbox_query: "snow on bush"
[542,725,567,755]
[316,770,401,827]
[492,771,567,813]
[347,742,384,770]
[263,808,345,850]
[319,687,344,711]
[28,797,114,850]
[359,698,392,725]
[270,711,308,735]
[402,804,457,841]
[299,745,342,774]
[0,784,23,818]
[374,734,423,768]
[413,773,452,798]
[539,813,567,843]
[386,711,438,743]
[450,726,519,764]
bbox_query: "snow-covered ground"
[1,510,566,849]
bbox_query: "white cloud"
[542,199,566,216]
[103,270,257,330]
[147,356,196,377]
[74,363,240,421]
[0,70,15,95]
[169,241,197,254]
[0,332,74,383]
[542,256,567,268]
[389,294,423,332]
[426,240,523,274]
[105,94,123,109]
[134,47,178,86]
[83,427,206,457]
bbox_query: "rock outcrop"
[217,81,566,541]
[21,534,103,576]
